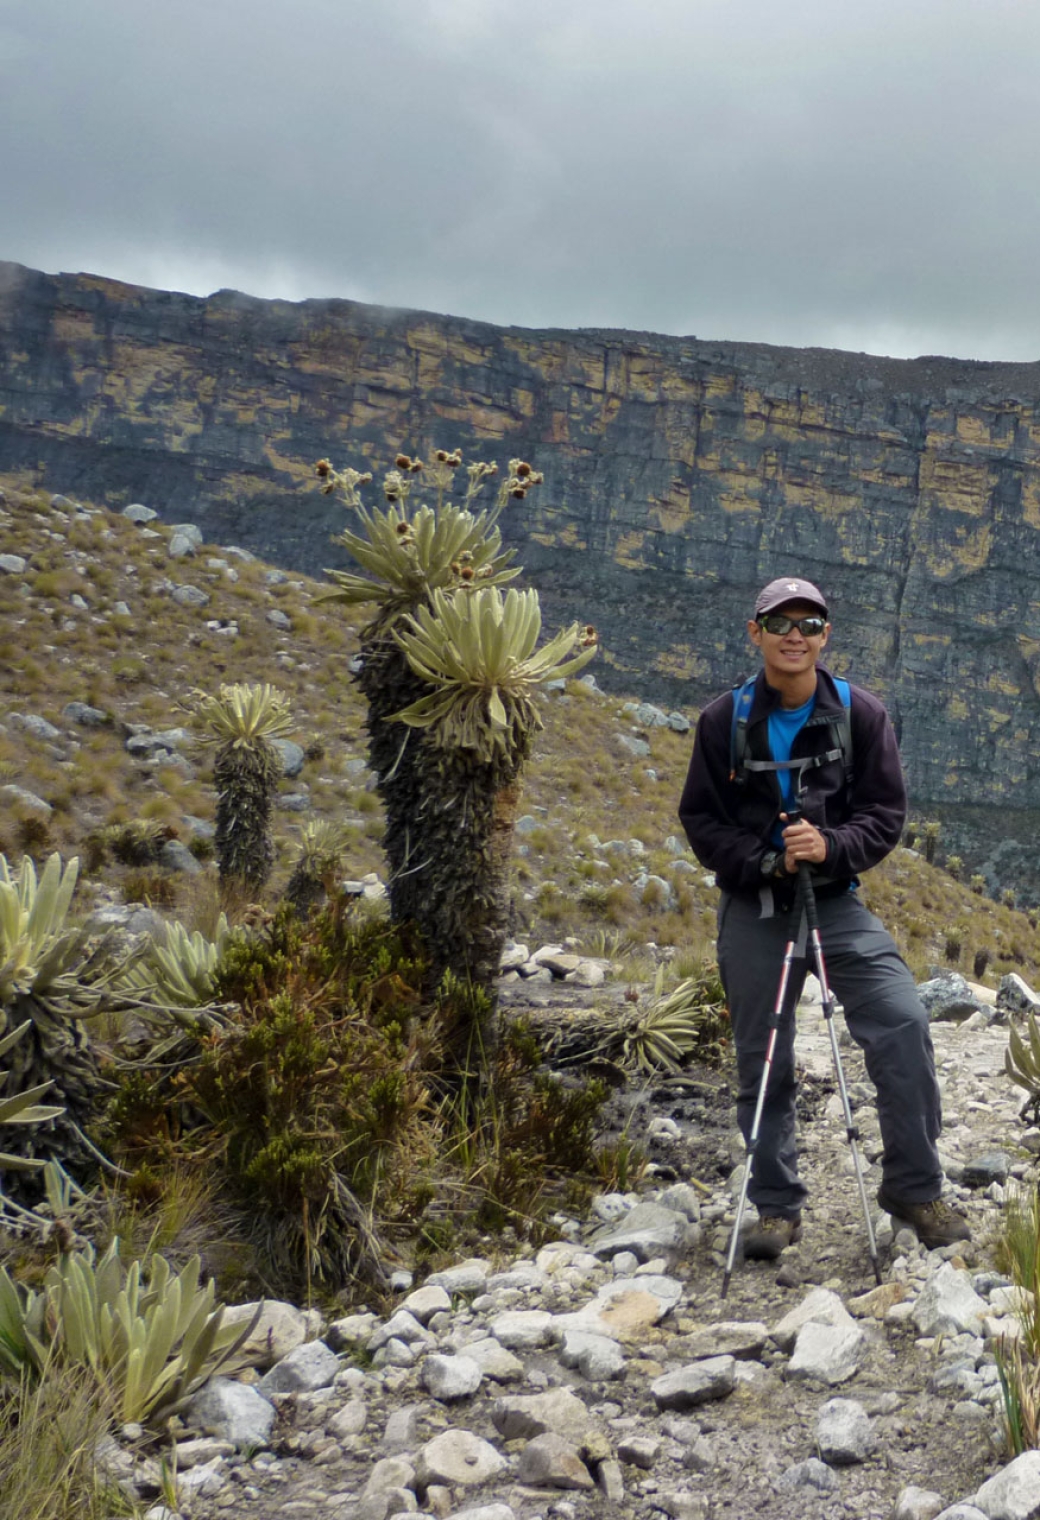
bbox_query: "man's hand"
[779,814,828,872]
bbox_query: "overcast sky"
[3,0,1040,362]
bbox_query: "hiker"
[678,576,970,1258]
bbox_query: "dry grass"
[1,474,1039,985]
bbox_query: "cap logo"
[785,582,800,591]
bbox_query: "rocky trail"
[112,986,1040,1520]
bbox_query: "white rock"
[787,1321,866,1385]
[491,1387,605,1444]
[516,1432,594,1490]
[446,1507,517,1520]
[815,1397,874,1465]
[650,1357,737,1409]
[327,1312,380,1350]
[972,1449,1040,1519]
[421,1354,483,1401]
[363,1455,416,1497]
[369,1310,434,1350]
[426,1259,490,1294]
[415,1430,508,1488]
[557,1329,627,1380]
[770,1287,856,1353]
[489,1309,553,1349]
[327,1398,368,1440]
[188,1378,275,1448]
[912,1263,989,1337]
[456,1336,526,1383]
[222,1301,310,1368]
[892,1486,945,1520]
[400,1284,452,1322]
[589,1202,693,1262]
[257,1339,340,1394]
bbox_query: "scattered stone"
[787,1320,866,1385]
[271,738,306,777]
[816,1397,874,1465]
[517,1433,594,1490]
[171,583,210,607]
[777,1457,840,1493]
[650,1357,737,1410]
[0,784,52,816]
[893,1487,946,1520]
[557,1328,626,1380]
[62,700,109,727]
[675,1320,767,1360]
[0,554,26,573]
[972,1450,1040,1519]
[256,1340,340,1395]
[123,503,158,523]
[267,608,292,629]
[158,839,202,874]
[421,1354,482,1401]
[327,1398,368,1440]
[9,712,61,741]
[414,1430,508,1488]
[997,973,1040,1020]
[489,1309,554,1349]
[188,1378,275,1448]
[770,1287,856,1352]
[221,1300,311,1367]
[588,1201,693,1262]
[962,1152,1012,1188]
[491,1388,604,1444]
[617,1434,661,1469]
[917,972,985,1023]
[912,1263,989,1337]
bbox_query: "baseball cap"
[754,577,828,619]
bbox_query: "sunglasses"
[758,614,827,637]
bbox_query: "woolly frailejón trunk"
[357,635,525,1014]
[3,994,107,1188]
[214,740,280,891]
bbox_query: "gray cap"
[754,577,828,618]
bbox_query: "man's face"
[747,601,830,684]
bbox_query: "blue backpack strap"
[729,673,853,789]
[728,674,758,785]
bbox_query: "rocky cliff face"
[4,259,1040,813]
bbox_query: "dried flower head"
[450,561,461,574]
[395,521,411,535]
[395,454,412,470]
[515,461,532,479]
[511,488,526,500]
[460,565,475,581]
[315,458,332,479]
[435,449,449,463]
[409,458,424,472]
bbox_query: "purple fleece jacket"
[678,665,907,897]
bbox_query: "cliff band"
[3,260,1040,809]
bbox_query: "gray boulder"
[63,701,109,727]
[917,972,985,1023]
[271,738,306,777]
[257,1340,340,1395]
[123,504,157,523]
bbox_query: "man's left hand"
[780,814,828,871]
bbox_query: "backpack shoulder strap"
[728,674,758,785]
[832,677,853,787]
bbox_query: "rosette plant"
[318,451,597,1058]
[195,682,294,893]
[0,852,114,1177]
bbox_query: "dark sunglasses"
[758,613,826,637]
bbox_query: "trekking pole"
[720,921,801,1301]
[796,860,883,1287]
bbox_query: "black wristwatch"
[760,850,787,880]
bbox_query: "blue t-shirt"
[768,694,815,845]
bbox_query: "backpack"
[729,673,853,798]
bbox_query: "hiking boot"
[743,1213,803,1261]
[876,1188,971,1248]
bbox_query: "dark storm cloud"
[3,0,1040,359]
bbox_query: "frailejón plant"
[0,853,113,1176]
[0,1021,63,1174]
[317,451,597,1036]
[1006,1010,1040,1123]
[195,683,294,892]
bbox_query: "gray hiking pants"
[717,889,943,1218]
